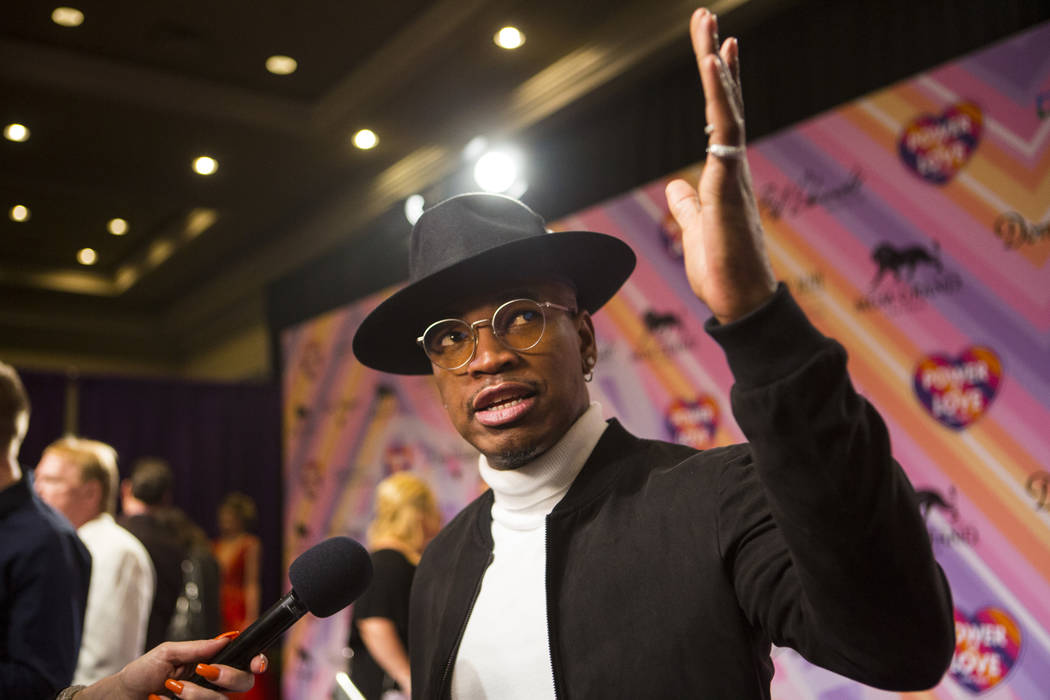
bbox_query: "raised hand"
[665,8,776,324]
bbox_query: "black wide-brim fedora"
[352,192,636,375]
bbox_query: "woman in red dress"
[214,492,266,699]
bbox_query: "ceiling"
[2,0,1046,378]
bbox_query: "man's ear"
[82,478,103,512]
[576,310,597,363]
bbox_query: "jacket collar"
[469,418,639,545]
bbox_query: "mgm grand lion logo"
[855,239,962,314]
[870,241,942,289]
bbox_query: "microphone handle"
[168,589,309,693]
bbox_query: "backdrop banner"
[281,21,1050,699]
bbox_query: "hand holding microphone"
[156,536,373,697]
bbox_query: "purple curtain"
[15,368,68,472]
[19,368,284,611]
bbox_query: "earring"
[583,356,596,383]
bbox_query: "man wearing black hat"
[353,9,954,700]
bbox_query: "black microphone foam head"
[288,536,373,618]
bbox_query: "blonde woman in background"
[349,472,441,700]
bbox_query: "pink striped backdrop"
[280,22,1050,699]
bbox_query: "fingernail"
[164,679,184,695]
[214,630,240,640]
[196,663,221,680]
[260,655,269,673]
[148,695,164,700]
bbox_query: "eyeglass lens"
[422,299,548,369]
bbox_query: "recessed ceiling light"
[266,55,298,75]
[494,26,525,50]
[77,247,97,265]
[51,7,84,27]
[3,123,30,142]
[9,205,30,222]
[193,156,218,175]
[352,129,378,150]
[107,217,128,235]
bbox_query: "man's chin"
[484,444,544,471]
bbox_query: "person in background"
[34,436,155,685]
[155,506,222,642]
[0,361,91,698]
[213,492,262,635]
[348,472,441,700]
[120,457,186,650]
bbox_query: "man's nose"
[468,325,518,373]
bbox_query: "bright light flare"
[9,205,30,222]
[473,149,521,193]
[404,194,425,224]
[77,247,97,265]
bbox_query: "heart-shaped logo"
[913,346,1001,430]
[665,396,718,449]
[899,101,983,185]
[949,607,1022,693]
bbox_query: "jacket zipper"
[438,551,494,699]
[545,518,560,699]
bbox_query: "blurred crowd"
[0,361,267,699]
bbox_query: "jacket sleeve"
[708,283,955,691]
[0,528,89,699]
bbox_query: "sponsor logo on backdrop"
[1026,470,1050,511]
[916,485,979,547]
[665,397,718,449]
[786,271,825,296]
[899,101,983,185]
[1038,90,1050,119]
[757,167,864,220]
[950,606,1022,693]
[659,210,684,259]
[632,308,698,359]
[913,347,1001,430]
[298,340,325,381]
[383,441,417,475]
[993,211,1050,249]
[855,239,963,313]
[299,459,324,501]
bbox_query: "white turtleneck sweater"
[451,403,607,700]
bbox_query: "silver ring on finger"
[707,143,746,159]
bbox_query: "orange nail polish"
[214,630,240,640]
[148,695,164,700]
[196,663,221,680]
[164,678,184,695]
[260,656,268,673]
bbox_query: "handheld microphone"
[171,536,373,693]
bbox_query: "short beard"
[486,445,544,471]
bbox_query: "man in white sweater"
[34,437,155,685]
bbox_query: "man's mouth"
[472,383,537,427]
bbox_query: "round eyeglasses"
[416,298,576,370]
